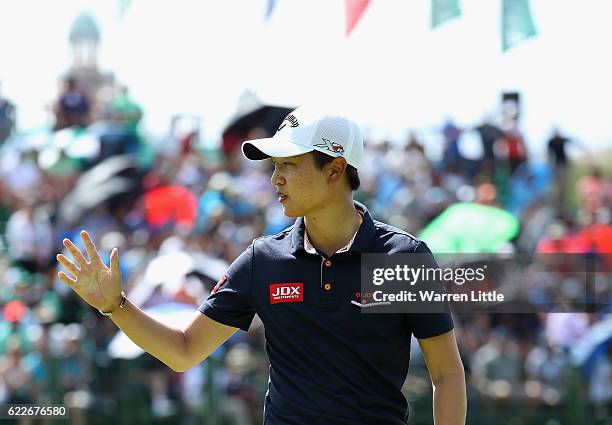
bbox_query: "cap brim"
[241,137,314,161]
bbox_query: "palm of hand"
[57,230,122,312]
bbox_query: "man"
[57,105,466,424]
[0,83,16,145]
[475,117,504,178]
[53,77,90,130]
[547,128,582,208]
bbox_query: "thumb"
[110,248,121,276]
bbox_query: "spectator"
[500,121,528,175]
[545,313,589,350]
[0,83,16,145]
[525,340,567,405]
[0,149,42,200]
[53,76,91,130]
[577,167,611,224]
[5,195,54,274]
[475,117,504,177]
[547,128,571,169]
[589,345,612,420]
[21,328,62,404]
[547,129,574,207]
[441,120,462,173]
[0,336,33,404]
[472,331,524,402]
[110,85,143,131]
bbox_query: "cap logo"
[276,114,299,133]
[313,138,345,154]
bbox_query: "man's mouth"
[278,194,288,202]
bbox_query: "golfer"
[57,105,466,424]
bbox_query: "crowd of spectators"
[0,77,611,425]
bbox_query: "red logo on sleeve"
[211,275,228,294]
[269,283,303,304]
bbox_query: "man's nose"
[271,168,285,186]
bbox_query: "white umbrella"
[107,302,198,359]
[128,251,229,307]
[58,154,137,221]
[56,127,100,159]
[37,127,101,163]
[570,314,612,367]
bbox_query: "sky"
[1,0,611,157]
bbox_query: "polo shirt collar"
[290,201,376,255]
[303,210,362,254]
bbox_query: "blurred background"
[0,0,611,424]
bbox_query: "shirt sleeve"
[406,240,455,340]
[198,243,255,332]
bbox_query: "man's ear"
[327,157,347,183]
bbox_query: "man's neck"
[303,198,362,258]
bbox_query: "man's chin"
[280,205,301,218]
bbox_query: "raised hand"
[56,230,123,313]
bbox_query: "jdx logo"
[269,283,304,304]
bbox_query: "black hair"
[310,150,360,191]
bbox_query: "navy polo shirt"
[199,202,454,425]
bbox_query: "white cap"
[241,105,364,169]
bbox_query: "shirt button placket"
[320,257,335,303]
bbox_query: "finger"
[63,238,88,267]
[56,254,80,278]
[109,248,121,275]
[80,230,102,265]
[58,271,77,287]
